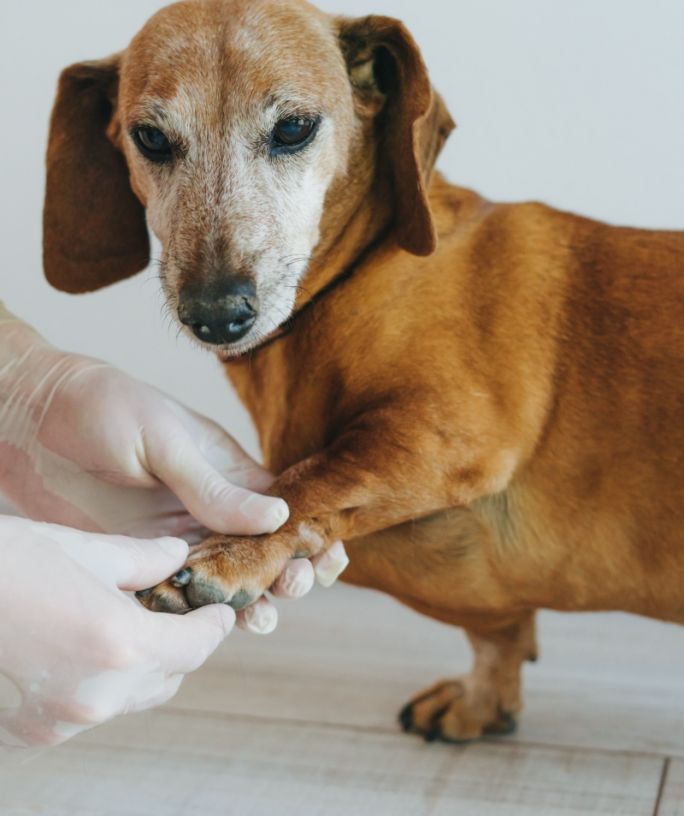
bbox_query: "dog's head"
[44,0,454,356]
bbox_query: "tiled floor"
[1,583,682,815]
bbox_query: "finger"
[148,432,289,535]
[194,419,276,493]
[223,464,275,493]
[125,674,184,714]
[0,714,31,748]
[236,597,278,634]
[34,521,189,591]
[270,558,315,599]
[0,709,62,749]
[112,537,189,591]
[145,604,236,675]
[311,541,349,588]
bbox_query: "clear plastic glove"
[0,306,288,538]
[0,305,349,633]
[0,517,235,748]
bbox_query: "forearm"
[0,305,98,514]
[0,302,80,409]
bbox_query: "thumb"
[54,529,189,591]
[109,536,189,591]
[146,603,236,675]
[148,432,289,535]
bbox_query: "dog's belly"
[340,507,520,625]
[472,483,684,622]
[340,485,684,625]
[338,501,563,624]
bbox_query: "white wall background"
[0,0,682,462]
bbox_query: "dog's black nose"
[178,278,258,345]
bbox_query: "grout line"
[493,736,680,763]
[652,757,671,816]
[162,704,680,762]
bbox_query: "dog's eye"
[271,117,318,153]
[132,126,173,163]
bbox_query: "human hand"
[0,306,348,633]
[0,516,234,748]
[0,309,287,539]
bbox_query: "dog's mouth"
[214,316,291,361]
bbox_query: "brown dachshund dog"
[43,0,684,742]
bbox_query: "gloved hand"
[0,517,235,748]
[0,305,349,633]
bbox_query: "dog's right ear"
[43,56,149,294]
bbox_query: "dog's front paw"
[399,678,518,744]
[137,534,292,614]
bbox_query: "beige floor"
[0,583,682,815]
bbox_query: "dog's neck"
[228,173,394,361]
[297,174,394,311]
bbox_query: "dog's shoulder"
[428,173,684,260]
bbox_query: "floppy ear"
[43,56,149,293]
[338,16,455,257]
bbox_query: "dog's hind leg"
[399,611,537,743]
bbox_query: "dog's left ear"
[338,15,455,256]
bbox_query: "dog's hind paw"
[399,678,518,744]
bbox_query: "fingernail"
[280,560,315,598]
[239,495,289,530]
[315,541,349,588]
[242,600,278,635]
[159,538,189,558]
[266,499,290,530]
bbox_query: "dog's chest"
[224,346,338,473]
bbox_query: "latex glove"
[0,305,288,538]
[0,517,235,748]
[0,305,349,633]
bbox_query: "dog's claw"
[171,568,193,588]
[398,702,414,732]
